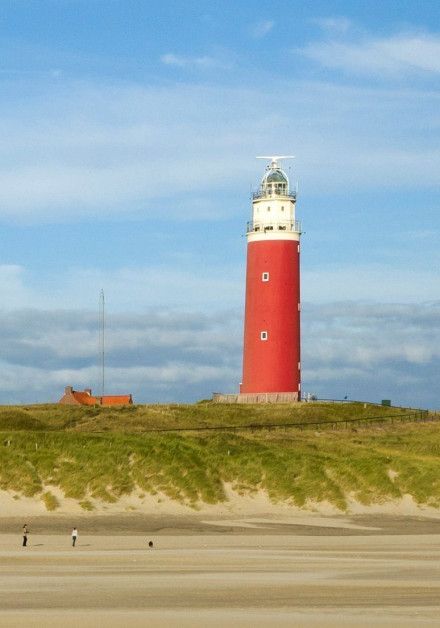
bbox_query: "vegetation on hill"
[0,401,421,433]
[0,402,439,512]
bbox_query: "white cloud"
[300,33,440,76]
[250,20,275,39]
[160,53,187,67]
[160,53,224,69]
[311,17,352,34]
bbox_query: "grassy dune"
[1,402,439,512]
[0,400,419,432]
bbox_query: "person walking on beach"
[71,527,78,547]
[22,524,28,547]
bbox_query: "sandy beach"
[1,513,440,627]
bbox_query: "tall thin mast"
[99,289,105,397]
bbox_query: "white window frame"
[260,331,268,341]
[262,272,270,282]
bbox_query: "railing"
[247,220,301,234]
[253,190,297,200]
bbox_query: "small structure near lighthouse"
[214,156,301,403]
[58,386,133,406]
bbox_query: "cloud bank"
[0,302,439,408]
[0,308,241,404]
[302,301,440,408]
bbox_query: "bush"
[42,491,60,511]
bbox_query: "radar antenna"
[256,155,295,169]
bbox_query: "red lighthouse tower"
[240,156,301,402]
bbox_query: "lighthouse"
[240,156,301,402]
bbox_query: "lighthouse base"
[212,392,299,404]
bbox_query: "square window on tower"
[260,331,268,341]
[262,272,270,282]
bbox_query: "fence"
[143,409,435,435]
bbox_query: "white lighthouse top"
[255,155,295,198]
[247,155,300,241]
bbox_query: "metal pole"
[99,289,105,397]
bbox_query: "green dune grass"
[0,401,421,432]
[1,403,439,511]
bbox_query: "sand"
[1,513,440,627]
[3,484,440,519]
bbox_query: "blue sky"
[0,0,439,407]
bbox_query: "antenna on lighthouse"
[256,155,295,169]
[99,289,105,397]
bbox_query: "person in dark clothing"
[22,524,28,547]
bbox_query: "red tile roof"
[71,391,98,406]
[100,395,133,406]
[59,387,133,406]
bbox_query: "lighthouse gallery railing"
[247,220,301,234]
[252,190,297,200]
